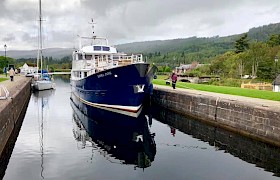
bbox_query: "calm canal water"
[2,75,280,180]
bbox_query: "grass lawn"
[0,75,8,82]
[153,77,280,102]
[0,78,8,82]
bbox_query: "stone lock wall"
[152,87,280,147]
[0,78,31,156]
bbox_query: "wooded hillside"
[117,22,280,65]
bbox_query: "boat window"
[74,71,79,77]
[85,55,92,60]
[94,46,102,51]
[84,72,87,77]
[94,55,100,61]
[78,54,83,60]
[102,46,110,51]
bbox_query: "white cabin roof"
[80,45,117,54]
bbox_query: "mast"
[89,18,95,37]
[37,0,43,75]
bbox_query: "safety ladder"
[0,85,10,100]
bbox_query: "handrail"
[0,85,10,100]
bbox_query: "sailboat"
[33,0,54,91]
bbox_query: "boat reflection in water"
[70,95,156,169]
[33,90,55,179]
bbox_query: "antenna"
[88,18,96,35]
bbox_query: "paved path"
[0,74,31,99]
[0,74,31,114]
[154,84,280,112]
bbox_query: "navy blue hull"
[71,63,157,112]
[70,98,156,168]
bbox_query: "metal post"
[275,55,279,78]
[4,44,7,77]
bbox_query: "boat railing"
[72,60,87,70]
[113,54,143,66]
[72,53,144,70]
[97,61,108,68]
[72,59,109,70]
[132,54,143,63]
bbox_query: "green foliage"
[16,55,72,70]
[157,65,171,72]
[207,78,243,87]
[235,33,249,53]
[248,23,280,42]
[247,42,269,77]
[0,56,15,69]
[267,34,280,47]
[185,69,201,77]
[209,51,235,76]
[206,34,280,80]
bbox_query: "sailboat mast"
[37,0,43,74]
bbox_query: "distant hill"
[116,22,280,55]
[1,22,280,61]
[116,22,280,64]
[248,23,280,41]
[1,48,73,59]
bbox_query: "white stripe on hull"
[73,93,142,117]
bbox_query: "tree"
[235,52,249,78]
[209,52,234,76]
[248,42,269,78]
[0,56,15,69]
[267,34,280,47]
[0,56,6,69]
[181,51,185,63]
[235,34,249,53]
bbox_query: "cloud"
[1,0,280,50]
[2,34,16,41]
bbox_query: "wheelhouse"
[71,36,143,81]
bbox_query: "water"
[2,75,280,180]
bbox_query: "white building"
[19,63,38,75]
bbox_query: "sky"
[1,0,280,50]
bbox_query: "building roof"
[273,74,280,85]
[177,64,192,70]
[26,63,37,67]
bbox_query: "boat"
[70,97,156,169]
[70,20,157,116]
[33,70,55,91]
[33,0,54,91]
